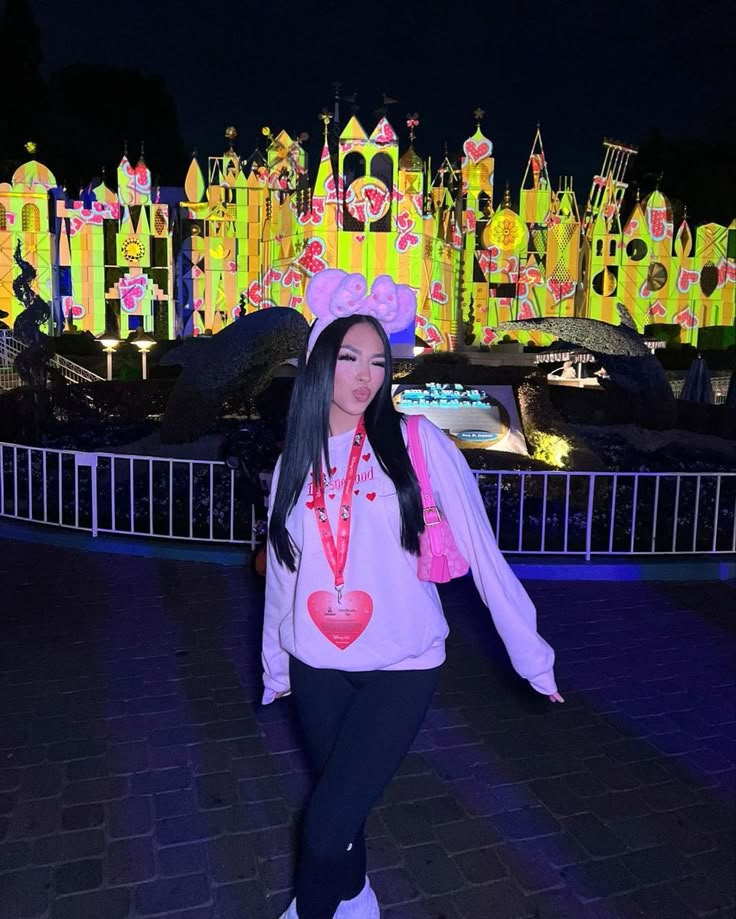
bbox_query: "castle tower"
[459,116,495,345]
[337,116,396,239]
[106,149,172,338]
[483,184,529,327]
[582,139,637,238]
[544,181,580,318]
[517,127,553,322]
[0,154,58,334]
[117,151,151,207]
[519,127,551,226]
[54,174,120,335]
[687,218,734,335]
[617,190,656,328]
[585,175,623,323]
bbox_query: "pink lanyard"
[312,418,366,601]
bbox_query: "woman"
[263,271,562,919]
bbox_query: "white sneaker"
[335,877,379,918]
[277,898,299,919]
[278,877,379,919]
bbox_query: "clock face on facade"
[121,237,145,263]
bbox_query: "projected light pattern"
[0,118,733,347]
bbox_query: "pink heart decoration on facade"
[430,281,448,304]
[282,267,302,287]
[547,278,575,303]
[296,238,328,276]
[674,306,698,329]
[647,207,668,242]
[263,268,283,286]
[372,118,397,145]
[463,138,491,163]
[676,268,699,293]
[517,300,536,320]
[247,280,264,305]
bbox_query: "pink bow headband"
[305,269,417,355]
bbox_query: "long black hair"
[269,315,424,571]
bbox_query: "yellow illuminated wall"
[0,119,733,347]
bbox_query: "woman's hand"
[548,692,565,703]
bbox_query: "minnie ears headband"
[305,269,417,355]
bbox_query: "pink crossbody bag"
[406,414,470,583]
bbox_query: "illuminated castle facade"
[1,117,734,348]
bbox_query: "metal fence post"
[74,452,99,537]
[585,473,596,561]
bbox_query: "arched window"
[343,152,367,232]
[22,203,40,232]
[595,239,603,257]
[369,153,393,233]
[608,239,617,257]
[0,203,7,232]
[343,151,366,187]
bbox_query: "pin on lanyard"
[312,417,366,601]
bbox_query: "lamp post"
[131,327,156,380]
[96,330,121,380]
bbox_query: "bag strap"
[406,414,432,504]
[406,415,445,557]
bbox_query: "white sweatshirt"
[262,416,557,703]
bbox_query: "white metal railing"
[0,332,103,386]
[0,442,259,548]
[0,366,22,390]
[472,470,736,557]
[2,441,735,559]
[670,376,731,405]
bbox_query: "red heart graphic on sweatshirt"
[362,453,371,462]
[366,493,376,502]
[307,590,373,649]
[328,493,335,500]
[330,467,337,475]
[354,489,360,495]
[306,499,315,509]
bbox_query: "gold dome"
[399,145,424,172]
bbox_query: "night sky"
[26,0,736,201]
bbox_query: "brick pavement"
[0,537,734,919]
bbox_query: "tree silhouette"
[626,102,736,225]
[0,0,187,190]
[44,65,188,192]
[0,0,48,177]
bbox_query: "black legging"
[289,656,440,919]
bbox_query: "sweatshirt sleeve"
[261,459,296,705]
[418,419,557,696]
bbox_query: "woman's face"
[329,322,386,434]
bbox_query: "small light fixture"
[131,327,156,379]
[96,329,121,380]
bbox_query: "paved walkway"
[0,537,734,919]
